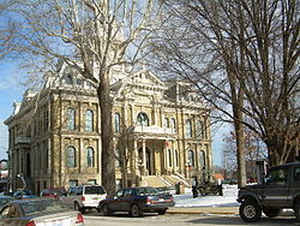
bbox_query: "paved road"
[83,212,300,226]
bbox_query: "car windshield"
[85,186,105,195]
[136,187,158,196]
[20,200,71,216]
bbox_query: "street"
[83,211,300,226]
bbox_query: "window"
[186,119,192,138]
[69,180,78,188]
[67,108,76,130]
[188,150,195,167]
[175,150,179,167]
[171,118,176,133]
[114,113,120,133]
[168,149,172,167]
[295,168,300,181]
[196,120,204,139]
[66,146,76,168]
[199,151,205,168]
[85,110,94,132]
[87,147,94,168]
[137,112,149,126]
[65,74,73,85]
[164,118,169,128]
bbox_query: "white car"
[63,185,106,214]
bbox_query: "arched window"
[86,147,94,168]
[65,74,73,85]
[114,113,120,133]
[196,120,204,139]
[164,118,169,128]
[168,149,172,167]
[171,118,176,133]
[66,146,76,168]
[67,108,75,130]
[199,151,206,168]
[188,150,195,167]
[174,149,179,167]
[137,112,149,127]
[185,119,192,138]
[85,110,94,132]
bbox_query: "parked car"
[62,184,106,214]
[0,199,84,225]
[40,188,67,199]
[0,196,13,208]
[98,186,175,217]
[13,190,38,199]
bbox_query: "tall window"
[114,113,120,133]
[199,151,206,168]
[168,149,172,167]
[188,150,195,167]
[67,108,75,130]
[164,118,169,128]
[85,110,94,132]
[196,120,204,139]
[87,147,94,168]
[65,74,73,85]
[66,146,76,168]
[186,119,192,138]
[137,112,149,126]
[171,118,176,133]
[175,150,179,167]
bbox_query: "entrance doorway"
[138,147,153,175]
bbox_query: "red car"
[98,187,175,217]
[40,188,67,199]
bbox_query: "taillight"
[81,196,85,201]
[146,197,152,205]
[76,213,84,223]
[26,221,36,226]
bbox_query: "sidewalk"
[167,206,239,215]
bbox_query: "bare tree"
[6,0,162,196]
[0,0,16,59]
[148,0,299,185]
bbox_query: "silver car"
[0,199,84,225]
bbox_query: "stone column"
[142,139,146,175]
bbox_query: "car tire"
[158,209,167,215]
[101,204,111,216]
[263,208,281,218]
[130,204,143,217]
[239,200,262,222]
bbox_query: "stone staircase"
[141,174,191,188]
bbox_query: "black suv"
[237,162,300,222]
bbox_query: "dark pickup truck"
[237,162,300,222]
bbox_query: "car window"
[123,189,133,197]
[137,187,158,196]
[267,168,288,185]
[84,186,105,195]
[294,167,300,181]
[20,200,70,216]
[115,190,124,198]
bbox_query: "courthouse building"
[5,63,213,194]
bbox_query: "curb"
[167,207,239,215]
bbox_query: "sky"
[0,62,228,166]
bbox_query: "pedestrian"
[192,177,199,198]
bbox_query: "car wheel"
[74,202,80,211]
[101,204,111,216]
[80,207,86,214]
[158,209,167,215]
[263,208,281,217]
[130,204,143,217]
[239,200,262,223]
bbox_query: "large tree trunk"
[98,71,115,197]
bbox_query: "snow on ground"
[173,184,239,208]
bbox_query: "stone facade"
[5,65,213,194]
